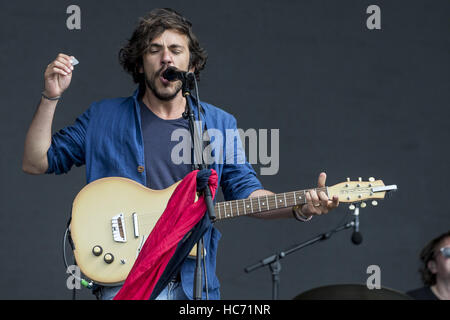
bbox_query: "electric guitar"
[70,176,396,285]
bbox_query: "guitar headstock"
[328,177,397,206]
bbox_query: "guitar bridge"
[112,213,127,243]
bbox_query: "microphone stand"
[181,75,216,300]
[244,213,357,300]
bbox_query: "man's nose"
[161,49,173,65]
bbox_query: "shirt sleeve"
[220,115,263,201]
[45,107,91,175]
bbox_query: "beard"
[144,68,182,101]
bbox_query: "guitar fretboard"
[214,187,328,220]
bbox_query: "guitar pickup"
[111,213,127,243]
[132,213,139,238]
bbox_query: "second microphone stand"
[244,208,360,300]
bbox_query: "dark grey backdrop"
[1,0,449,299]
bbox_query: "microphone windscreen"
[351,232,363,245]
[162,67,179,81]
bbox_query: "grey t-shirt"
[139,99,192,190]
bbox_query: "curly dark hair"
[418,230,450,286]
[118,8,207,88]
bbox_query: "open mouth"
[160,75,170,85]
[159,67,171,85]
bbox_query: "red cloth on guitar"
[113,169,218,300]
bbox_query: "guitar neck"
[214,187,328,220]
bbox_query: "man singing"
[22,8,338,300]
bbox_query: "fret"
[217,203,221,219]
[258,197,261,212]
[277,193,284,208]
[237,200,240,216]
[250,197,254,213]
[232,201,235,218]
[243,199,247,215]
[283,192,287,207]
[295,191,303,204]
[230,201,233,218]
[232,201,236,218]
[294,191,297,205]
[266,195,269,211]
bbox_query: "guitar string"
[121,187,328,228]
[134,200,317,229]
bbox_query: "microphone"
[351,207,363,245]
[162,66,195,83]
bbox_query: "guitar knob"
[372,200,378,206]
[92,245,103,256]
[369,177,375,182]
[360,202,367,208]
[104,253,114,264]
[349,204,356,210]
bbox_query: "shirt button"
[137,165,145,173]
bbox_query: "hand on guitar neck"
[248,172,339,220]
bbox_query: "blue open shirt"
[46,86,263,299]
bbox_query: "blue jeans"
[98,280,188,300]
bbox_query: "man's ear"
[428,260,437,274]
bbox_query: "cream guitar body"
[71,177,183,286]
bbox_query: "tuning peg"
[358,177,362,182]
[346,177,350,182]
[360,202,367,208]
[369,177,375,182]
[349,204,356,210]
[371,200,378,206]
